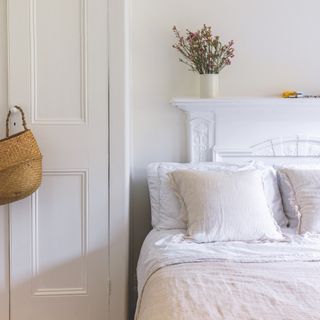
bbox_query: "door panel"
[31,0,86,123]
[32,171,88,296]
[7,0,109,319]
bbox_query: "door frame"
[108,0,130,319]
[0,0,9,318]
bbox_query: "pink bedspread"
[136,260,320,320]
[136,229,320,320]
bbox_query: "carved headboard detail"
[250,136,320,157]
[172,97,320,163]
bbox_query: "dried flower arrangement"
[172,25,235,74]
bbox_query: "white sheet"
[136,228,320,319]
[137,227,320,295]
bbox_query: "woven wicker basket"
[0,106,42,205]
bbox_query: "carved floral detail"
[190,117,214,162]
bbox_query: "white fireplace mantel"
[171,97,320,110]
[171,97,320,163]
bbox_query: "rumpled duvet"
[135,229,320,320]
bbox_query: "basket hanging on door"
[0,106,42,205]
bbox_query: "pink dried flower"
[172,24,235,74]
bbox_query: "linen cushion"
[276,164,320,228]
[280,168,320,234]
[147,162,286,230]
[169,169,283,242]
[277,169,298,227]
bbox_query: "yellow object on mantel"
[282,91,297,98]
[282,91,304,98]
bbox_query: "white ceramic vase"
[200,74,219,98]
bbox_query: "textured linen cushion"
[276,164,320,228]
[169,169,283,242]
[281,168,320,234]
[147,162,286,230]
[277,169,298,227]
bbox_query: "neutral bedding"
[135,228,320,320]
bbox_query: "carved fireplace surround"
[172,97,320,164]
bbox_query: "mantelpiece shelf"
[171,97,320,111]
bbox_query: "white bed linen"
[136,228,320,319]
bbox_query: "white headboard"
[172,97,320,164]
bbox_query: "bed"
[135,98,320,320]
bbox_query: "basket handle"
[6,106,28,137]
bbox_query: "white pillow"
[280,168,320,234]
[147,162,286,229]
[276,164,320,228]
[169,169,283,242]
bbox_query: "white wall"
[0,0,9,318]
[131,0,320,311]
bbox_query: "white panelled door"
[7,0,109,319]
